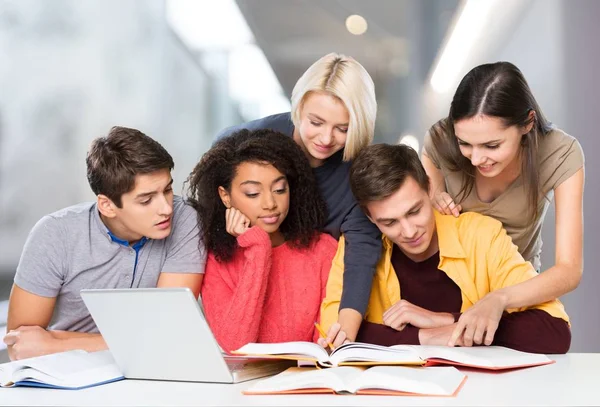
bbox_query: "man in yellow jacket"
[320,144,570,354]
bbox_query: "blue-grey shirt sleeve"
[315,155,382,316]
[14,215,66,297]
[339,203,382,315]
[162,200,206,274]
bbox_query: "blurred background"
[0,0,598,355]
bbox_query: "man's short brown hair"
[86,126,174,207]
[350,144,430,213]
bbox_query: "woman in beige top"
[422,61,584,348]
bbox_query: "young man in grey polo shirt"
[3,126,206,361]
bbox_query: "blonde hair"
[291,53,376,161]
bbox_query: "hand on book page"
[233,341,424,367]
[316,322,349,350]
[0,350,123,389]
[243,366,466,396]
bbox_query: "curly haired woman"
[187,128,337,353]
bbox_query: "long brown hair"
[429,61,553,220]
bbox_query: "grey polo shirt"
[14,196,206,333]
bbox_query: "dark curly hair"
[186,128,327,262]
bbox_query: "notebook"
[244,365,467,396]
[233,342,554,370]
[80,288,293,383]
[0,350,123,390]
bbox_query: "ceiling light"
[166,0,252,49]
[430,0,502,93]
[346,15,368,36]
[399,135,419,152]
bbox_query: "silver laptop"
[80,288,291,383]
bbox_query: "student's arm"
[200,227,273,353]
[490,168,584,308]
[319,236,353,346]
[358,321,469,347]
[421,152,446,197]
[157,273,203,298]
[356,321,420,346]
[492,309,571,354]
[5,285,107,360]
[158,200,207,297]
[452,169,583,350]
[421,310,571,353]
[421,151,461,217]
[337,205,382,342]
[7,285,55,332]
[4,215,106,360]
[450,215,571,347]
[9,215,64,333]
[358,298,460,347]
[313,235,340,343]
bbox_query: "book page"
[230,360,296,383]
[0,350,122,388]
[349,366,465,396]
[409,345,552,369]
[0,367,60,387]
[0,350,89,380]
[233,341,329,364]
[244,366,365,394]
[330,344,422,367]
[7,368,61,387]
[0,361,20,384]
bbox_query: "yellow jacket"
[320,211,569,332]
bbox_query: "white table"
[2,354,599,406]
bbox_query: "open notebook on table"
[233,342,554,370]
[244,365,467,396]
[0,350,123,390]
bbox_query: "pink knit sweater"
[201,226,337,353]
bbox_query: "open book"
[244,366,466,396]
[0,350,123,389]
[233,342,554,370]
[222,355,297,382]
[234,341,423,367]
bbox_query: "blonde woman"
[216,53,378,342]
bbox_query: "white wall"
[558,0,600,353]
[0,0,216,274]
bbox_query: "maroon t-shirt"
[356,245,571,354]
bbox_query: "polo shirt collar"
[107,230,148,250]
[92,203,148,249]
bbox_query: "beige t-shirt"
[424,128,584,271]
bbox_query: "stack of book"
[234,342,554,396]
